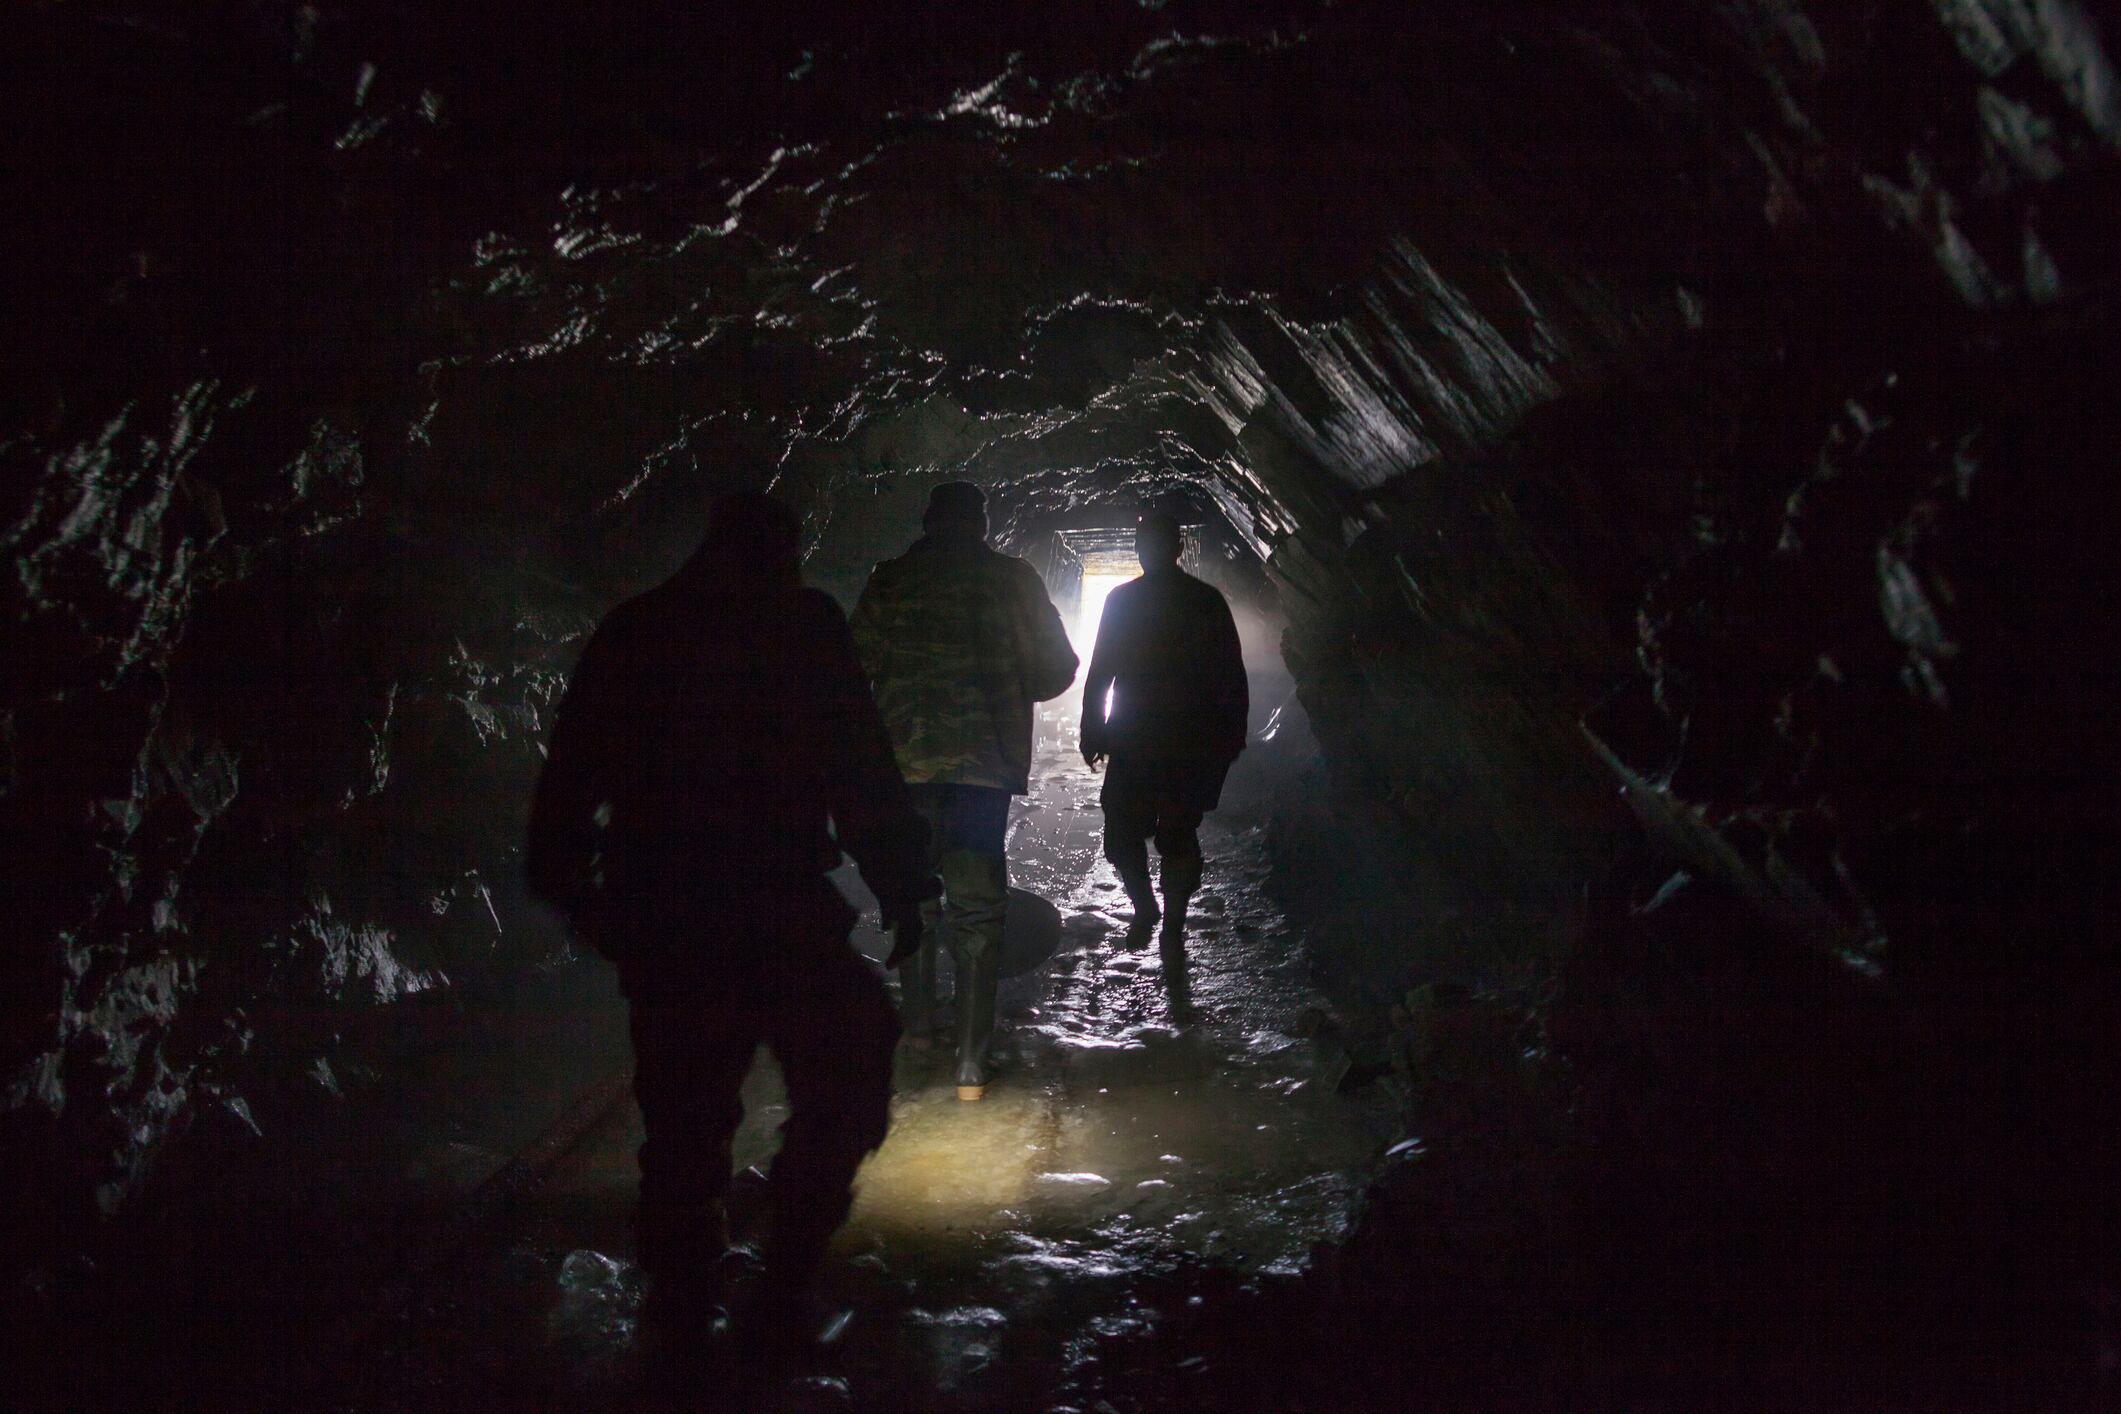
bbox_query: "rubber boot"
[1159,844,1201,950]
[731,1264,845,1371]
[1159,888,1191,950]
[952,945,1000,1100]
[635,1196,730,1280]
[1118,868,1160,949]
[1159,928,1197,1025]
[637,1199,732,1366]
[900,904,942,1049]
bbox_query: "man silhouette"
[526,492,935,1344]
[850,482,1078,1100]
[1081,510,1249,948]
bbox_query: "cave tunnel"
[7,2,2121,1409]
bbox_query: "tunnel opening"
[1076,566,1129,639]
[9,0,2121,1408]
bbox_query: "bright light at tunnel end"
[1075,572,1132,652]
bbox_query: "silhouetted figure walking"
[525,493,935,1351]
[851,482,1078,1100]
[1082,511,1248,948]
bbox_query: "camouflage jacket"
[850,533,1078,793]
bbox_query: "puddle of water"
[849,1084,1055,1238]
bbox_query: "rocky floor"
[353,719,1396,1411]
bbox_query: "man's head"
[923,481,989,542]
[1135,509,1183,571]
[689,490,803,587]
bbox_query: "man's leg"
[939,786,1011,1099]
[756,944,899,1306]
[627,966,756,1294]
[902,907,943,1046]
[1152,803,1207,946]
[899,787,949,1045]
[1101,758,1161,943]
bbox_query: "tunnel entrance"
[1075,568,1129,649]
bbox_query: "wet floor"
[364,705,1395,1410]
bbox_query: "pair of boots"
[637,1197,852,1366]
[1121,870,1190,950]
[900,925,1000,1102]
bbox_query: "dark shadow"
[1158,934,1198,1027]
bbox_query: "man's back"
[523,492,925,1334]
[529,575,916,916]
[848,482,1078,1100]
[1087,568,1248,763]
[850,535,1077,793]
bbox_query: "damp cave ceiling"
[9,0,1874,593]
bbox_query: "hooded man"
[1081,510,1249,948]
[849,482,1079,1099]
[526,491,936,1345]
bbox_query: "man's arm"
[1079,590,1121,767]
[810,594,937,926]
[847,565,891,687]
[525,625,617,926]
[1017,561,1079,703]
[1206,589,1250,759]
